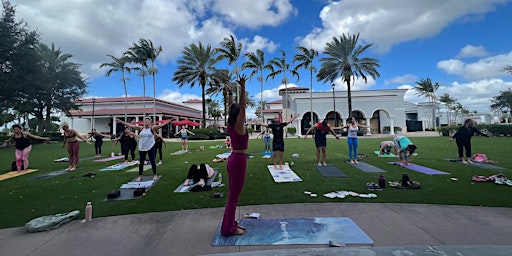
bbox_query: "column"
[112,116,117,137]
[365,118,372,136]
[296,118,302,136]
[389,117,395,135]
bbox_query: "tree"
[205,69,234,125]
[215,34,242,102]
[502,65,512,75]
[242,49,271,121]
[99,53,132,121]
[126,38,162,121]
[266,49,299,111]
[317,33,380,117]
[439,93,456,125]
[255,100,268,118]
[293,46,318,126]
[414,78,439,129]
[206,99,222,125]
[491,89,512,123]
[173,42,223,127]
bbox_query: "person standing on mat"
[112,127,138,163]
[6,124,50,172]
[154,132,167,164]
[183,163,215,186]
[221,75,249,236]
[88,128,109,157]
[116,117,171,181]
[256,113,299,170]
[175,126,195,152]
[449,118,489,164]
[256,128,272,154]
[304,120,339,166]
[393,135,417,165]
[336,117,367,164]
[378,140,395,157]
[61,122,91,171]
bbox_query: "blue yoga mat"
[212,217,373,246]
[389,162,449,175]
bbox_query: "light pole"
[92,98,96,130]
[332,83,337,127]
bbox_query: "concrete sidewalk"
[1,203,511,256]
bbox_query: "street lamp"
[92,98,96,130]
[332,83,337,127]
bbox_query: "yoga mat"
[374,151,396,157]
[93,155,124,162]
[216,152,231,159]
[267,165,302,182]
[100,162,137,171]
[0,169,38,181]
[124,162,162,173]
[388,162,450,175]
[445,159,506,170]
[173,169,219,192]
[170,150,188,155]
[103,175,162,201]
[315,164,348,178]
[32,169,69,179]
[212,217,373,246]
[346,161,387,173]
[54,156,96,162]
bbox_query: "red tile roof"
[79,97,198,112]
[69,108,202,119]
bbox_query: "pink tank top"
[227,125,248,150]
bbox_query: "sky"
[9,0,512,117]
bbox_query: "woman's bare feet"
[233,227,246,235]
[136,176,142,182]
[152,174,158,180]
[69,167,76,171]
[183,179,190,186]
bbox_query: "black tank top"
[14,135,31,150]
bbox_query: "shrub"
[439,124,512,136]
[287,127,296,135]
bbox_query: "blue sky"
[11,0,512,116]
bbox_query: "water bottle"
[378,174,386,188]
[111,152,115,157]
[85,202,92,221]
[218,173,222,183]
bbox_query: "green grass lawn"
[1,136,511,228]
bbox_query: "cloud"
[296,0,507,53]
[331,77,377,91]
[241,35,279,54]
[456,44,490,58]
[384,74,419,86]
[437,51,512,80]
[158,89,201,104]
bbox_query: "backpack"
[473,153,488,163]
[401,173,410,187]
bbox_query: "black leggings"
[155,142,163,161]
[122,143,136,161]
[456,139,472,158]
[186,168,208,184]
[139,146,157,175]
[95,141,103,155]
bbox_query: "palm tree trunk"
[122,71,128,122]
[201,83,206,128]
[152,72,156,122]
[346,77,352,119]
[142,75,147,117]
[310,67,313,129]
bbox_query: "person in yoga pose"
[393,135,417,165]
[183,163,215,186]
[5,124,50,172]
[175,126,195,151]
[304,120,340,166]
[88,128,110,157]
[112,127,139,163]
[256,128,272,153]
[378,140,395,156]
[449,118,489,164]
[335,117,367,164]
[61,122,91,171]
[154,132,167,164]
[115,117,171,181]
[221,75,249,236]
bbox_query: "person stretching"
[175,126,195,151]
[6,124,50,172]
[393,135,417,165]
[378,141,395,157]
[449,118,489,163]
[304,120,339,166]
[256,128,272,153]
[89,128,110,157]
[61,122,91,171]
[335,117,367,164]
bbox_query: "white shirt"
[139,128,155,151]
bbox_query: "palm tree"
[215,34,242,102]
[125,44,149,117]
[242,49,270,122]
[173,42,223,127]
[439,93,456,125]
[502,65,512,74]
[293,46,318,126]
[415,78,440,129]
[317,33,380,117]
[99,54,131,121]
[205,69,235,125]
[266,49,299,114]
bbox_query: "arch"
[369,109,392,134]
[325,111,342,127]
[301,112,319,135]
[350,110,367,125]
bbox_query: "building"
[60,97,202,137]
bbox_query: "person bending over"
[449,118,489,164]
[393,135,417,165]
[378,141,395,156]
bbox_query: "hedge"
[439,124,512,136]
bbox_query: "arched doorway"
[325,111,342,127]
[301,112,319,135]
[350,110,366,125]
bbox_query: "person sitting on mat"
[304,120,340,166]
[5,124,50,172]
[378,140,395,157]
[449,118,489,164]
[393,135,417,165]
[175,126,195,152]
[183,163,215,186]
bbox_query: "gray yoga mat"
[103,175,162,201]
[315,164,348,178]
[346,161,387,173]
[173,169,219,192]
[445,159,506,170]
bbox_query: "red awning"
[172,119,201,127]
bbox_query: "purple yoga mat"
[93,155,124,162]
[388,162,449,175]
